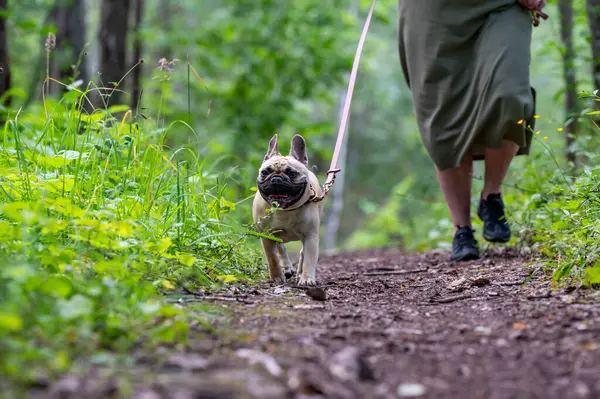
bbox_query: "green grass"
[0,87,265,390]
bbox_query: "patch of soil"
[38,248,600,399]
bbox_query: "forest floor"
[34,247,600,399]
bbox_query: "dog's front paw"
[296,277,317,287]
[284,268,296,280]
[270,275,287,285]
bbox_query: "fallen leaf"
[583,343,598,350]
[306,287,327,301]
[512,322,528,330]
[448,277,469,292]
[470,276,490,287]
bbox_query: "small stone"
[132,389,161,399]
[459,365,471,377]
[328,346,375,382]
[306,287,327,301]
[397,383,426,397]
[293,304,326,310]
[236,349,282,377]
[164,354,209,371]
[50,376,81,396]
[573,381,591,398]
[474,326,492,335]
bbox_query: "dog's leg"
[296,247,304,277]
[297,234,319,286]
[276,243,295,280]
[261,238,285,284]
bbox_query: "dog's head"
[257,134,311,209]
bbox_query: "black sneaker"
[477,193,511,243]
[451,226,479,261]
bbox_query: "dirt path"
[43,248,600,399]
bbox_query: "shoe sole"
[482,234,510,244]
[451,251,480,262]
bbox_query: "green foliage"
[504,99,600,287]
[0,88,263,388]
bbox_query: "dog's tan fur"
[252,134,324,286]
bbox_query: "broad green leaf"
[0,312,23,331]
[217,274,238,283]
[59,295,94,320]
[178,253,197,266]
[43,276,73,298]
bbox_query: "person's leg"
[436,153,473,232]
[477,140,519,243]
[435,153,479,261]
[481,140,519,199]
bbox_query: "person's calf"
[434,154,477,260]
[435,155,473,230]
[481,140,519,198]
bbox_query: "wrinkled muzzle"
[258,175,307,209]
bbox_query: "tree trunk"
[559,0,577,167]
[131,0,144,112]
[98,0,131,108]
[157,0,173,58]
[48,0,89,95]
[23,1,60,107]
[0,0,11,121]
[587,0,600,94]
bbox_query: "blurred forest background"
[3,0,600,389]
[1,0,598,252]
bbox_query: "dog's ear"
[264,134,280,161]
[289,134,308,166]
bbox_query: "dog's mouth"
[258,179,307,209]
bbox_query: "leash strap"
[532,10,548,27]
[310,0,376,203]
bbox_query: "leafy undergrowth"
[508,151,600,288]
[0,94,264,390]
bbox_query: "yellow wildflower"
[534,114,540,119]
[517,119,523,124]
[543,136,548,141]
[557,127,564,132]
[535,131,540,135]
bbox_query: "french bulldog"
[252,134,324,286]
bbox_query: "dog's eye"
[286,169,298,178]
[260,170,270,177]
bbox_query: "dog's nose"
[271,175,283,184]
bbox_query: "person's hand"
[519,0,548,26]
[519,0,546,12]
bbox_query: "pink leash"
[310,0,376,203]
